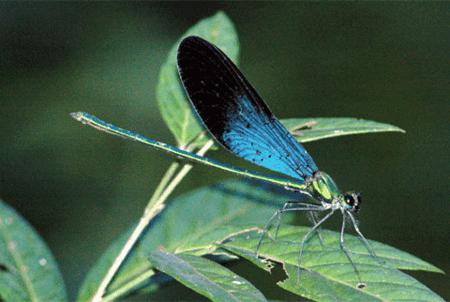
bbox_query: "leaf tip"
[427,264,446,274]
[211,11,233,25]
[394,126,406,134]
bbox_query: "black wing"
[177,36,318,181]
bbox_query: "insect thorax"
[306,171,362,213]
[307,171,341,202]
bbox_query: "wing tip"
[178,36,209,57]
[177,36,208,77]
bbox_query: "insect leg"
[256,202,322,258]
[340,213,365,288]
[347,212,382,263]
[297,209,335,282]
[307,211,325,247]
[273,202,322,240]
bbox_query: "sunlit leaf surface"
[222,226,444,302]
[279,264,443,302]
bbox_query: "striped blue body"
[70,112,307,190]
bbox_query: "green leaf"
[278,264,443,302]
[77,179,294,301]
[149,250,267,302]
[280,118,405,143]
[157,11,239,148]
[222,225,444,302]
[0,200,68,302]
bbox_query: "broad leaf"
[281,118,405,143]
[149,250,267,302]
[222,226,444,302]
[279,264,443,302]
[0,200,68,302]
[157,11,239,148]
[77,179,295,302]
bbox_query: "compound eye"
[344,194,355,206]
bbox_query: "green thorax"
[308,171,341,202]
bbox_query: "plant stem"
[147,162,180,208]
[91,139,214,302]
[102,269,155,302]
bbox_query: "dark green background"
[1,2,448,301]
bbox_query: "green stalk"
[146,162,180,210]
[101,269,155,302]
[90,140,214,302]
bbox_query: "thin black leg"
[308,211,325,247]
[347,212,382,264]
[296,209,335,282]
[273,202,321,240]
[256,201,323,257]
[340,213,365,288]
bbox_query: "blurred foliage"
[0,2,448,301]
[0,200,67,301]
